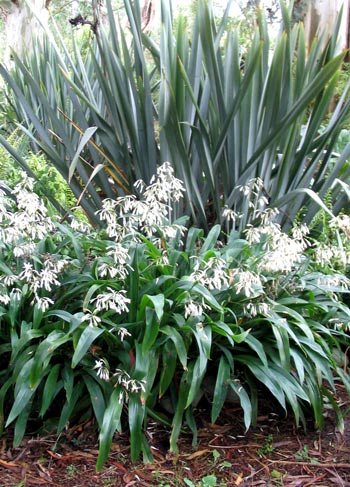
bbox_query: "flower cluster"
[0,173,55,257]
[94,360,147,403]
[189,256,230,290]
[0,174,70,311]
[97,162,186,243]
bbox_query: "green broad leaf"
[62,365,74,404]
[6,377,36,427]
[269,302,314,340]
[57,382,84,433]
[10,328,43,363]
[0,377,15,435]
[33,305,44,329]
[96,387,124,471]
[190,283,223,312]
[83,375,107,428]
[139,235,162,260]
[232,329,251,344]
[29,331,70,389]
[185,407,198,447]
[137,294,165,340]
[337,367,350,395]
[82,284,105,311]
[133,343,158,395]
[160,325,188,370]
[271,324,290,370]
[305,376,324,429]
[290,350,306,384]
[128,394,145,462]
[244,334,268,367]
[169,368,192,453]
[40,364,61,417]
[211,356,230,423]
[228,381,252,431]
[142,308,160,354]
[55,222,84,264]
[71,326,104,368]
[159,340,178,397]
[13,404,31,447]
[276,297,309,306]
[200,225,221,255]
[211,320,250,346]
[128,246,139,323]
[192,323,212,370]
[0,261,14,274]
[185,227,203,255]
[139,294,165,322]
[45,310,82,333]
[186,357,206,408]
[141,434,154,463]
[238,357,286,409]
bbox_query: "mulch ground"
[0,384,349,487]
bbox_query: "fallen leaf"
[235,472,244,485]
[0,459,19,469]
[185,449,211,460]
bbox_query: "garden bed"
[0,383,349,487]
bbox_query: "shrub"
[0,164,349,470]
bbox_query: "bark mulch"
[0,384,349,487]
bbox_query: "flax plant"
[0,1,350,230]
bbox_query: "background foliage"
[0,0,349,231]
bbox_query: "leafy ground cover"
[0,383,349,486]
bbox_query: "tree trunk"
[141,0,155,32]
[2,0,51,65]
[294,0,349,54]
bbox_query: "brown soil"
[0,384,349,487]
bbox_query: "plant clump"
[0,163,349,470]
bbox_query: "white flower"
[257,223,307,273]
[69,217,91,233]
[117,327,131,341]
[1,274,17,286]
[256,207,279,226]
[98,243,130,279]
[314,244,336,267]
[96,163,186,243]
[10,288,22,300]
[146,162,185,203]
[232,270,263,298]
[35,267,60,292]
[317,275,349,291]
[35,296,54,312]
[81,311,102,327]
[190,256,230,290]
[19,262,36,281]
[94,359,110,381]
[91,288,130,314]
[244,301,270,317]
[113,369,146,393]
[13,243,36,257]
[330,215,350,239]
[184,300,204,319]
[222,206,239,224]
[0,293,11,305]
[245,225,261,244]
